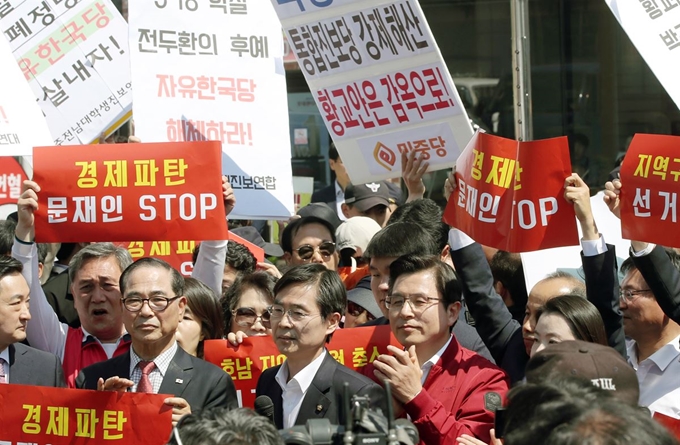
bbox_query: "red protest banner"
[0,384,171,444]
[443,131,578,252]
[120,240,198,276]
[655,412,680,441]
[620,134,680,247]
[33,141,228,243]
[117,232,264,278]
[204,325,400,408]
[0,156,28,206]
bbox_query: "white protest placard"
[521,191,630,292]
[270,0,474,185]
[0,0,132,145]
[605,0,680,110]
[0,36,53,156]
[128,0,294,220]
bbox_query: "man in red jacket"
[373,255,509,444]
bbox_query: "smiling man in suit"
[0,256,64,387]
[256,263,384,429]
[76,257,237,425]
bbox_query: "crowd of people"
[0,145,678,445]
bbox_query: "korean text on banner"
[204,325,400,408]
[128,1,294,220]
[33,141,228,243]
[0,384,171,445]
[0,37,53,156]
[619,134,680,247]
[120,232,263,278]
[0,0,133,145]
[604,0,680,110]
[121,240,199,277]
[270,0,474,184]
[443,131,579,253]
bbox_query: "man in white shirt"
[620,245,680,419]
[255,263,384,429]
[604,178,680,419]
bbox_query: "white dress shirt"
[129,342,178,394]
[421,335,453,384]
[275,351,327,428]
[627,334,680,419]
[0,347,10,382]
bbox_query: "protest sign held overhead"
[128,0,294,220]
[0,36,53,156]
[619,133,680,247]
[0,0,132,145]
[0,384,171,445]
[270,0,474,185]
[33,141,228,243]
[204,325,400,408]
[443,131,579,253]
[604,0,680,111]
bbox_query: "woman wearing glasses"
[222,272,278,337]
[176,278,224,358]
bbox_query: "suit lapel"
[158,347,193,397]
[295,353,335,426]
[8,344,26,384]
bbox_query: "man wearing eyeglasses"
[76,257,237,425]
[13,179,235,388]
[280,216,339,271]
[372,255,509,445]
[603,178,680,419]
[256,263,384,429]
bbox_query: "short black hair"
[280,216,336,255]
[329,143,339,161]
[502,378,678,445]
[388,199,448,251]
[0,219,16,256]
[274,264,345,342]
[120,257,184,297]
[490,250,528,309]
[387,255,462,307]
[167,407,284,445]
[0,255,23,280]
[365,222,438,259]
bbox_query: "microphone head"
[254,395,275,418]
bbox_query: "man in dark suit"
[0,256,65,387]
[311,145,350,220]
[76,257,237,425]
[256,264,384,429]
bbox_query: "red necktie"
[136,361,156,393]
[0,359,6,384]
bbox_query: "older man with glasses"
[371,255,509,445]
[280,216,339,271]
[255,263,385,429]
[76,257,237,426]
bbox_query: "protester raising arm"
[565,173,626,357]
[604,179,680,325]
[13,180,69,359]
[402,150,429,203]
[192,176,235,299]
[443,170,526,382]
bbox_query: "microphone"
[254,395,275,425]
